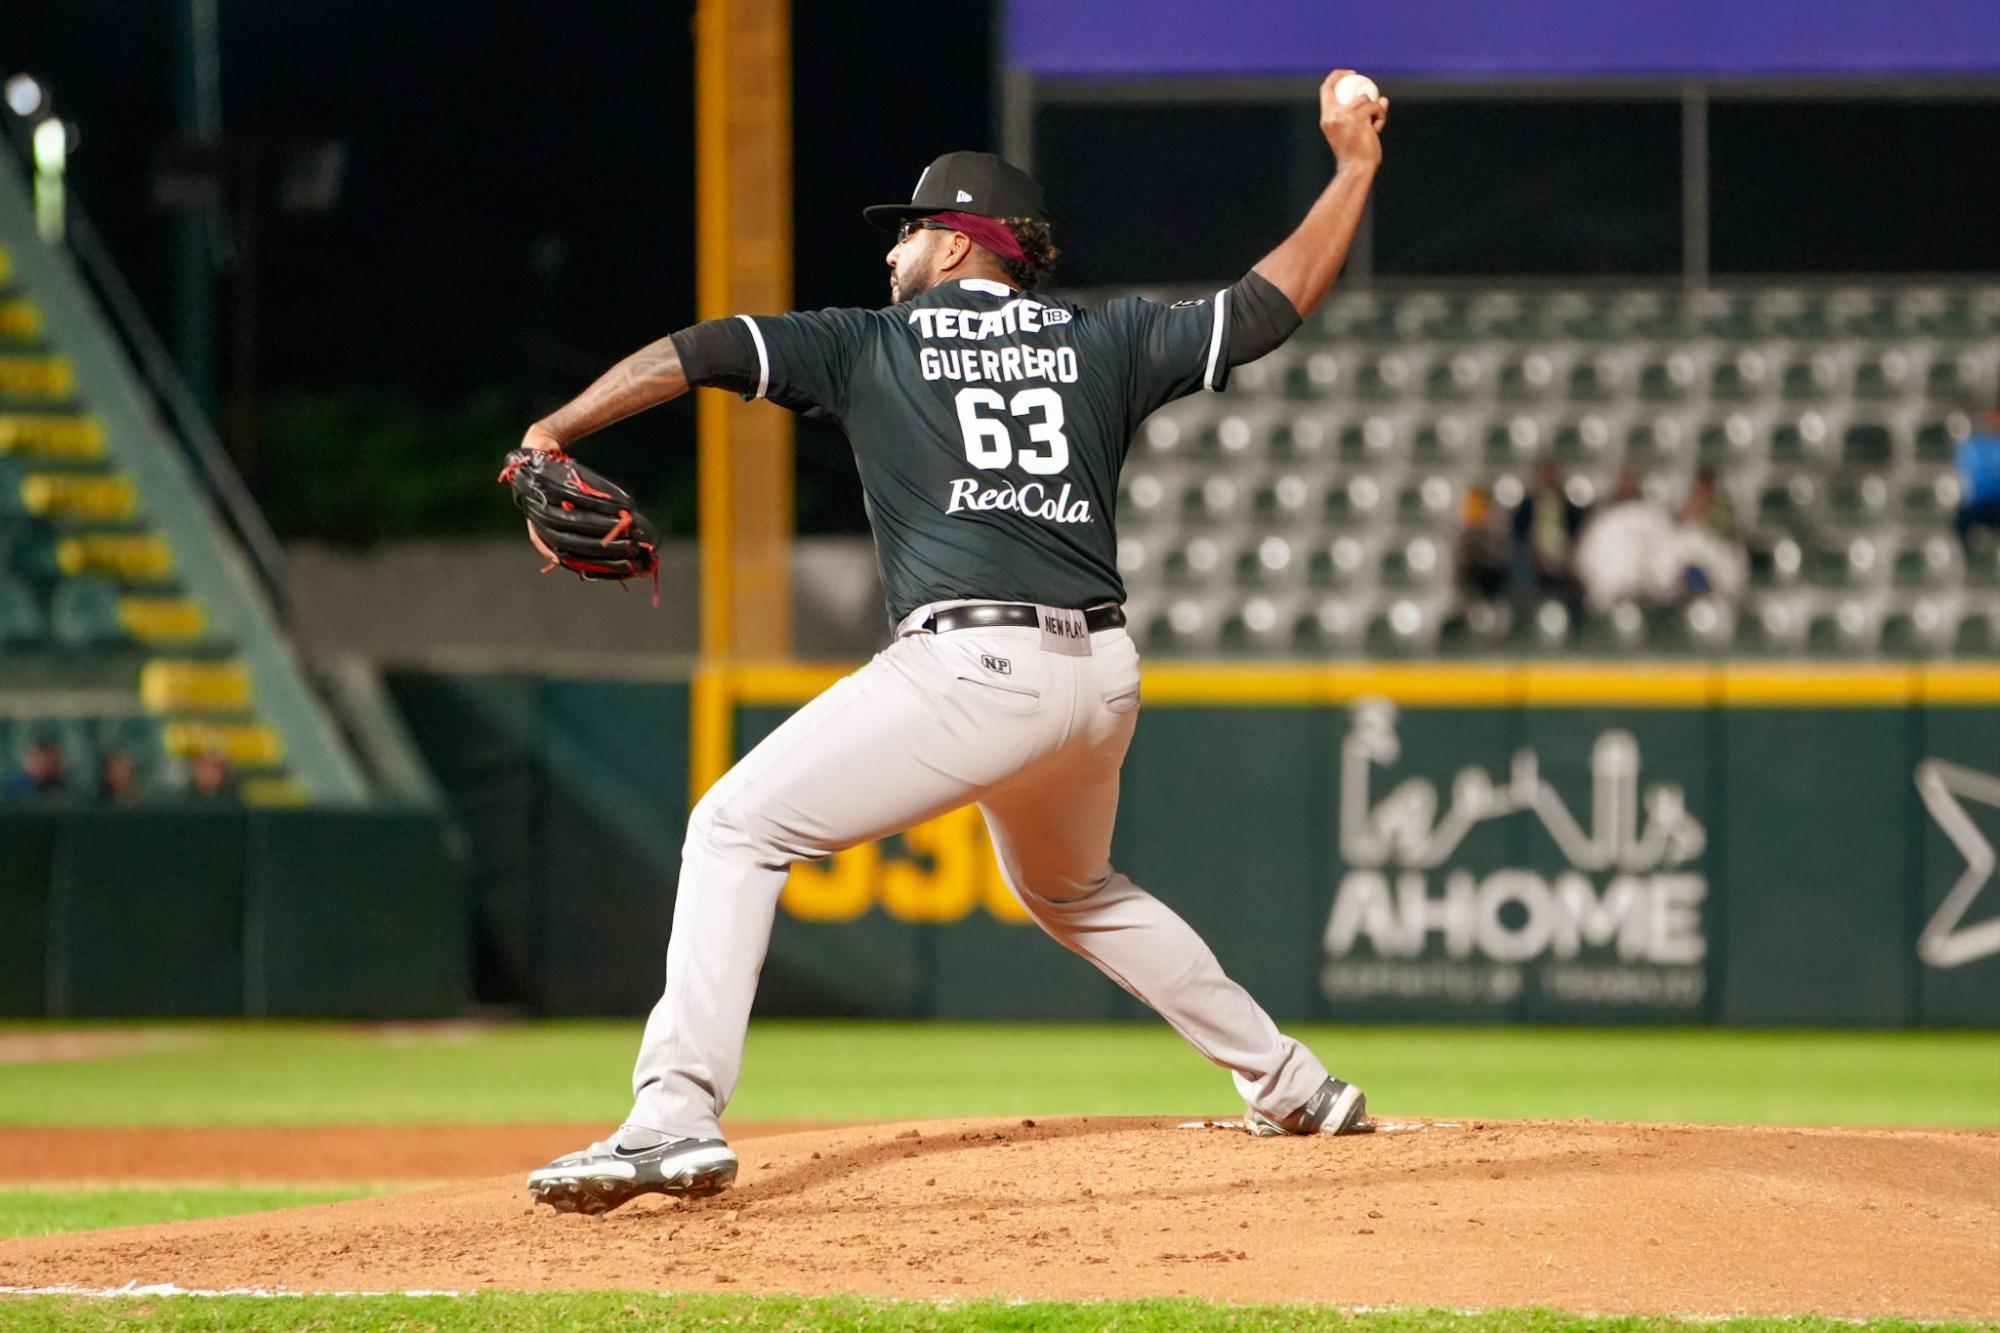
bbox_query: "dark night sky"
[1,4,1994,538]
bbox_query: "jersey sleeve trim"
[1202,287,1230,392]
[735,313,771,400]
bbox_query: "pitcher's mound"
[2,1117,1994,1319]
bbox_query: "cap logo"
[955,189,974,203]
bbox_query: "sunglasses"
[896,218,953,244]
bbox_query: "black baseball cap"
[862,151,1048,231]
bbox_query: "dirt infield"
[0,1124,830,1184]
[2,1118,1995,1319]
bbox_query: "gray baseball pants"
[628,604,1330,1140]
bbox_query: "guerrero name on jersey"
[677,276,1240,623]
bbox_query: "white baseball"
[1333,73,1380,106]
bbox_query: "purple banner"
[1005,0,2000,80]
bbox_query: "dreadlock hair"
[996,216,1060,292]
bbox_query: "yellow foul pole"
[693,0,793,793]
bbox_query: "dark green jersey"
[741,277,1231,623]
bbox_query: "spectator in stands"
[186,747,236,802]
[1511,459,1588,605]
[1454,486,1510,601]
[97,748,142,805]
[4,734,69,802]
[1956,403,2000,550]
[1674,468,1747,602]
[1576,468,1675,611]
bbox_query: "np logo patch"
[1170,299,1206,309]
[980,654,1013,676]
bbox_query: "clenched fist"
[1319,68,1389,169]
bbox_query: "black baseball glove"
[498,447,660,594]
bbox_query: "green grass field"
[2,1020,1995,1330]
[0,1294,1985,1333]
[2,1020,1995,1128]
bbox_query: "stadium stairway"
[0,147,365,802]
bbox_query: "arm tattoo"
[538,335,690,445]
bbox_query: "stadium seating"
[1117,282,2000,657]
[0,235,307,803]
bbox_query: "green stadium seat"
[1770,294,1835,340]
[1364,601,1436,657]
[1484,415,1544,464]
[1307,537,1371,588]
[1915,417,1967,463]
[1284,351,1342,401]
[1234,536,1301,589]
[1916,294,1980,338]
[1711,351,1774,402]
[1806,601,1878,655]
[1411,414,1477,466]
[1322,477,1387,528]
[1879,605,1948,658]
[1926,352,1982,401]
[1354,354,1415,399]
[49,576,128,647]
[1424,353,1486,401]
[1782,354,1841,401]
[1770,412,1833,463]
[1267,415,1333,462]
[0,515,57,580]
[1638,353,1699,403]
[1116,470,1174,528]
[1953,610,1999,655]
[1497,353,1559,402]
[1395,476,1458,528]
[1194,414,1259,461]
[1219,596,1298,654]
[1627,415,1691,467]
[1901,473,1960,526]
[1566,355,1622,401]
[1552,413,1615,465]
[1698,294,1761,339]
[1179,475,1244,525]
[1420,296,1478,341]
[1852,350,1918,401]
[0,574,44,646]
[1892,538,1957,588]
[1966,545,2000,589]
[1845,297,1908,339]
[1840,422,1895,466]
[1575,602,1648,654]
[1758,477,1817,527]
[1378,537,1443,589]
[1337,416,1399,461]
[1250,474,1315,527]
[1747,536,1803,588]
[1162,536,1227,588]
[1698,414,1760,468]
[1436,600,1515,655]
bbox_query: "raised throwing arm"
[1251,69,1388,320]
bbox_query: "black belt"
[923,603,1126,635]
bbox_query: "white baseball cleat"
[1246,1076,1371,1137]
[527,1125,738,1215]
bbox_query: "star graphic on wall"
[1914,758,2000,970]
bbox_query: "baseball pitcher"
[525,71,1389,1214]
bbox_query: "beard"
[890,261,937,303]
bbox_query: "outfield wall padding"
[0,807,466,1018]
